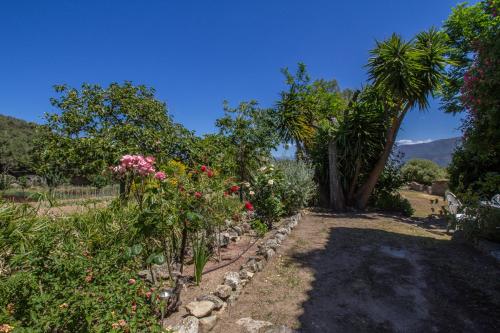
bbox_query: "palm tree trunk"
[328,140,345,211]
[355,108,407,209]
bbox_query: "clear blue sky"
[0,0,465,143]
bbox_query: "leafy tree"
[216,101,279,183]
[34,82,195,189]
[0,115,37,175]
[401,159,447,185]
[443,0,500,197]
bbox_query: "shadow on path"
[294,213,500,333]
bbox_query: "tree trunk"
[355,109,407,209]
[328,140,345,211]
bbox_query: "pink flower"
[194,192,202,199]
[154,171,166,180]
[207,170,214,178]
[128,278,136,285]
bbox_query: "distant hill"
[396,137,461,167]
[0,114,38,175]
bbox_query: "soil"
[213,211,500,333]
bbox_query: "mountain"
[0,114,38,175]
[396,137,461,167]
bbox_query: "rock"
[199,315,217,333]
[171,316,199,333]
[214,284,232,299]
[230,234,240,242]
[213,301,227,315]
[242,222,251,232]
[264,248,275,260]
[275,233,286,242]
[232,226,243,235]
[218,232,230,247]
[255,260,264,272]
[243,259,258,273]
[185,301,215,318]
[224,271,241,290]
[239,269,254,280]
[265,239,279,250]
[263,325,296,333]
[138,269,152,282]
[196,294,225,310]
[236,317,273,333]
[277,228,288,235]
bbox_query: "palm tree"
[355,28,450,209]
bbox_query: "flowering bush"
[248,165,283,227]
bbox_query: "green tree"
[401,159,447,185]
[443,0,500,197]
[216,100,279,183]
[355,29,450,209]
[34,82,195,189]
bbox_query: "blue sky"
[0,0,465,143]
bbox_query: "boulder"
[232,226,243,235]
[171,316,199,333]
[214,284,232,299]
[196,294,225,310]
[239,269,254,280]
[199,315,217,333]
[264,248,275,260]
[223,271,241,290]
[185,301,215,318]
[218,232,230,247]
[236,317,273,333]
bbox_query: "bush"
[249,165,283,227]
[374,192,414,217]
[0,203,163,332]
[449,193,500,243]
[276,159,316,215]
[401,159,447,185]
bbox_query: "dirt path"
[214,212,500,333]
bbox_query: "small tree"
[401,159,447,185]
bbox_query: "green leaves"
[146,253,165,265]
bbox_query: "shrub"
[401,159,447,185]
[276,159,316,215]
[249,165,283,227]
[374,192,414,217]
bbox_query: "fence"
[50,184,120,201]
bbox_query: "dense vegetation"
[0,115,37,175]
[401,159,447,185]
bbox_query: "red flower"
[207,170,214,178]
[195,192,202,198]
[201,165,207,172]
[230,185,240,193]
[223,191,229,197]
[245,201,254,211]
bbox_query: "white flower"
[268,179,274,185]
[249,190,255,196]
[259,166,267,172]
[243,182,251,188]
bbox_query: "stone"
[138,269,152,283]
[264,248,275,260]
[213,301,227,315]
[243,259,258,273]
[171,316,199,333]
[277,228,288,235]
[232,226,243,235]
[199,315,217,333]
[239,269,254,280]
[263,325,296,333]
[218,232,230,247]
[275,233,286,242]
[214,284,232,299]
[265,239,279,250]
[196,294,225,310]
[236,317,273,333]
[230,234,240,242]
[223,271,241,290]
[185,301,215,318]
[242,222,251,232]
[255,260,264,272]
